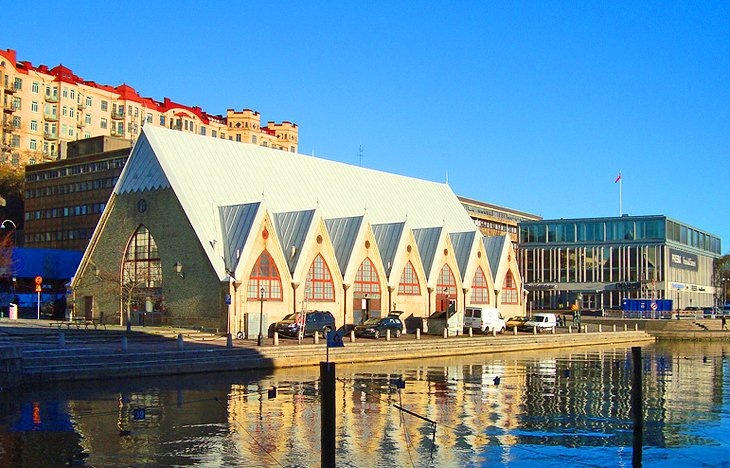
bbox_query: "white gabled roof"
[117,126,478,280]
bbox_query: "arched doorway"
[121,225,163,326]
[436,264,456,313]
[353,258,380,324]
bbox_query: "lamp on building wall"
[174,261,184,278]
[257,287,265,346]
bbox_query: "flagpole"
[619,175,622,216]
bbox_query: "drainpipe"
[388,286,395,313]
[427,287,434,316]
[343,284,350,325]
[291,282,300,314]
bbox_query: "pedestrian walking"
[722,315,727,331]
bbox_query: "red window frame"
[436,264,456,296]
[248,250,282,300]
[305,254,335,301]
[398,261,421,295]
[471,267,489,304]
[354,258,380,295]
[502,269,518,304]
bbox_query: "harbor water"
[1,341,729,467]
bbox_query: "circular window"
[407,245,412,253]
[365,240,370,249]
[444,249,448,256]
[477,251,482,258]
[316,235,323,244]
[137,199,147,213]
[262,229,269,240]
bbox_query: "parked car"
[337,323,358,336]
[274,311,335,338]
[354,317,403,339]
[524,313,558,333]
[506,316,528,329]
[463,307,506,334]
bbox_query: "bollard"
[492,328,497,337]
[583,325,588,333]
[598,324,602,333]
[613,324,616,332]
[468,327,473,337]
[624,324,628,331]
[227,333,233,349]
[350,330,356,343]
[386,329,391,341]
[551,326,555,334]
[443,328,448,339]
[513,326,517,335]
[177,334,184,351]
[58,332,65,348]
[314,331,320,344]
[416,328,421,340]
[274,332,279,346]
[121,336,128,353]
[634,323,638,331]
[568,325,572,334]
[533,326,537,335]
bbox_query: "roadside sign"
[650,302,658,311]
[35,276,43,285]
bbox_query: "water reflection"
[1,342,729,466]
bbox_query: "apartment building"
[0,48,298,169]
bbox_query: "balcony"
[2,101,16,113]
[43,131,59,140]
[3,83,18,93]
[44,112,58,122]
[110,128,125,137]
[111,109,125,120]
[1,120,13,132]
[76,118,86,128]
[77,98,86,109]
[44,94,59,103]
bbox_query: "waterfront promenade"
[0,318,656,389]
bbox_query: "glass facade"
[518,216,721,310]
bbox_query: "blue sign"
[133,408,146,420]
[225,294,231,305]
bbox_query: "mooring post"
[598,324,603,333]
[350,330,356,343]
[634,323,638,331]
[513,326,517,335]
[314,331,320,344]
[613,324,617,332]
[468,327,473,337]
[274,332,279,346]
[386,329,391,341]
[177,334,184,351]
[443,328,448,339]
[631,346,644,467]
[416,328,421,340]
[569,325,572,334]
[320,361,336,468]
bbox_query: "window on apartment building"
[251,135,257,144]
[11,154,19,166]
[235,134,241,142]
[62,106,68,117]
[160,115,165,126]
[12,97,20,110]
[11,135,20,147]
[291,146,295,152]
[68,127,73,137]
[262,141,268,147]
[85,132,90,138]
[30,120,37,131]
[61,124,67,135]
[13,78,21,91]
[100,118,107,129]
[31,101,38,112]
[86,96,92,107]
[85,114,91,124]
[63,87,68,98]
[101,100,108,112]
[212,130,217,138]
[69,108,75,118]
[12,116,20,128]
[200,127,206,136]
[30,139,37,151]
[146,114,152,123]
[134,108,138,117]
[70,89,75,100]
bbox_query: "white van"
[525,313,557,332]
[463,307,506,334]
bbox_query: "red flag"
[615,173,621,183]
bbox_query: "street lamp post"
[257,287,265,346]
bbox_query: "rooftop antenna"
[445,170,449,185]
[358,144,364,167]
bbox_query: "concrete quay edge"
[15,331,654,386]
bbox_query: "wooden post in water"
[631,346,643,467]
[320,361,336,467]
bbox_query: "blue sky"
[3,1,728,250]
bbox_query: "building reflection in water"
[0,342,727,466]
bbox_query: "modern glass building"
[518,215,722,311]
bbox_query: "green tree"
[715,254,730,306]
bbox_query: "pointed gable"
[449,231,475,280]
[324,216,363,276]
[483,235,507,277]
[413,227,442,280]
[219,203,260,274]
[115,132,170,194]
[273,209,315,274]
[372,222,405,279]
